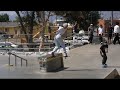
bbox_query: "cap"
[63,23,68,28]
[90,24,93,26]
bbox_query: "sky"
[100,11,120,20]
[0,11,55,22]
[0,11,16,15]
[1,11,120,22]
[0,11,17,21]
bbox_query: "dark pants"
[88,35,93,43]
[99,34,103,43]
[108,34,112,40]
[102,55,107,65]
[113,33,120,44]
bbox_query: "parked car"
[77,35,89,44]
[0,42,18,51]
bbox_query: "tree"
[53,11,100,30]
[36,11,53,52]
[15,11,35,51]
[15,11,53,52]
[0,13,9,22]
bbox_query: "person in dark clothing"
[88,24,94,44]
[107,24,113,44]
[100,41,108,68]
[73,21,79,43]
[48,25,52,40]
[73,21,79,33]
[113,22,120,44]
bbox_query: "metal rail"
[8,52,28,67]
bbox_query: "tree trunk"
[36,11,46,52]
[15,11,35,52]
[28,11,35,51]
[15,11,28,42]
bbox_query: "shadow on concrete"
[50,67,69,72]
[64,69,95,71]
[107,66,120,68]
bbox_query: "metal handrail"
[8,52,28,67]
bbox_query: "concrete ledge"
[39,53,64,72]
[104,69,119,79]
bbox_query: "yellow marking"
[6,64,14,66]
[3,64,14,67]
[33,31,40,38]
[0,64,11,68]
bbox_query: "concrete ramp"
[51,68,119,79]
[0,54,119,79]
[0,68,118,79]
[0,44,120,79]
[104,69,119,79]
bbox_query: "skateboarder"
[51,23,68,57]
[100,41,108,68]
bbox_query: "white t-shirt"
[98,27,103,35]
[56,26,66,36]
[114,25,120,33]
[55,26,66,38]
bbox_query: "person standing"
[88,24,94,44]
[48,25,52,40]
[51,23,68,57]
[98,25,104,43]
[73,21,79,33]
[100,41,108,68]
[73,21,79,43]
[113,22,120,44]
[107,24,113,44]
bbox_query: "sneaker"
[102,64,107,68]
[64,55,68,57]
[64,53,68,57]
[104,64,108,67]
[102,65,105,68]
[64,55,68,59]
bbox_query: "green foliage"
[53,11,100,30]
[15,12,37,26]
[0,13,9,22]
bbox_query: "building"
[0,22,20,36]
[0,22,42,43]
[0,22,41,37]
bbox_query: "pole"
[111,11,113,25]
[91,12,92,24]
[8,52,11,66]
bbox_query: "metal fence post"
[8,52,11,66]
[15,56,17,66]
[21,58,22,66]
[26,60,27,66]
